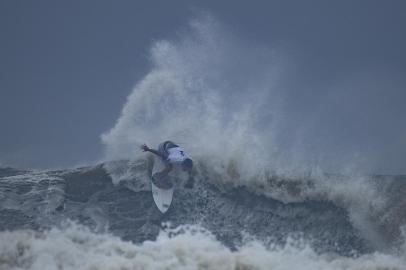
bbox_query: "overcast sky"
[1,0,405,173]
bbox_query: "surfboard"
[151,156,174,213]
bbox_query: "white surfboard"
[151,156,174,213]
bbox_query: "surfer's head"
[182,158,193,172]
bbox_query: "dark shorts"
[152,172,173,189]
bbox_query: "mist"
[0,1,405,174]
[102,15,406,175]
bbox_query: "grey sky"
[1,0,405,173]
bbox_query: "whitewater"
[1,16,406,270]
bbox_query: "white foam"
[0,223,404,270]
[102,160,151,191]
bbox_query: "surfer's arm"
[141,144,167,159]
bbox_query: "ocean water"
[2,16,406,269]
[1,163,406,270]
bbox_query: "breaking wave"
[100,15,406,253]
[1,223,405,270]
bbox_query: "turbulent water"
[1,162,406,270]
[2,16,406,269]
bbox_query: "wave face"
[1,163,406,269]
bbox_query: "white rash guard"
[166,147,189,164]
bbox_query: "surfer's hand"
[141,144,150,152]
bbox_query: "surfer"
[141,141,194,188]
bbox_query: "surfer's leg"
[157,163,172,178]
[152,163,173,189]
